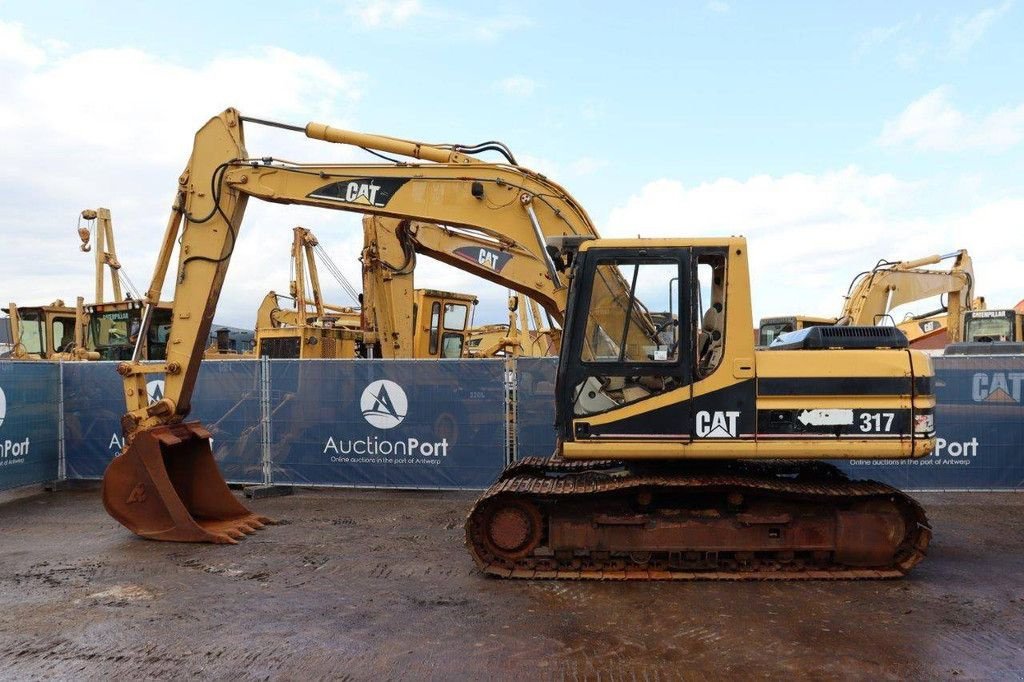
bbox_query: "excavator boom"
[104,108,657,543]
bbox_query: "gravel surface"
[0,487,1022,680]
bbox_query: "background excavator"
[2,299,87,360]
[465,294,559,358]
[253,224,481,359]
[945,298,1024,355]
[0,208,126,361]
[758,250,982,349]
[103,108,935,580]
[77,208,175,361]
[252,225,362,359]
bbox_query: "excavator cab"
[413,289,478,358]
[3,302,79,359]
[963,309,1020,342]
[556,246,726,430]
[85,300,174,361]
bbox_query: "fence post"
[260,355,272,486]
[57,359,66,482]
[245,356,293,499]
[504,355,518,465]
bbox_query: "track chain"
[466,460,931,581]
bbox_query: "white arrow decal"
[797,409,854,426]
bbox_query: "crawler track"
[466,458,931,580]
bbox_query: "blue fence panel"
[64,360,263,484]
[841,354,1024,490]
[63,362,125,479]
[0,362,60,490]
[516,357,559,459]
[269,359,506,489]
[192,360,263,484]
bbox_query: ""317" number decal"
[859,412,895,432]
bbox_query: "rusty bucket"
[102,422,271,543]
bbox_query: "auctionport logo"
[360,380,407,429]
[109,379,167,451]
[0,384,31,463]
[147,379,165,405]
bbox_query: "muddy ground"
[0,487,1021,680]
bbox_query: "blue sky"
[1,1,1022,325]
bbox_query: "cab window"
[428,302,441,355]
[572,257,682,417]
[696,253,727,378]
[443,303,468,331]
[441,333,464,358]
[18,311,44,355]
[581,259,679,363]
[52,316,77,353]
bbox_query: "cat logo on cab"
[695,410,740,438]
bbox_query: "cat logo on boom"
[309,178,409,208]
[453,246,513,273]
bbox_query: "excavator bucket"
[102,422,270,543]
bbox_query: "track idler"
[102,422,271,543]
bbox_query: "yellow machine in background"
[2,299,90,360]
[77,208,174,361]
[758,250,982,348]
[466,294,559,357]
[252,225,480,359]
[945,299,1024,355]
[102,109,935,582]
[253,226,361,359]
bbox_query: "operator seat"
[698,302,724,376]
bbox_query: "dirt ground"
[0,487,1022,681]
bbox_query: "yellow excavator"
[466,294,559,358]
[758,250,981,349]
[253,226,362,359]
[2,299,89,360]
[77,208,175,361]
[945,298,1024,355]
[102,109,935,580]
[253,224,480,359]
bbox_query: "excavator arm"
[839,250,976,343]
[104,108,656,543]
[121,108,655,431]
[360,215,561,357]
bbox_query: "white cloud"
[346,0,423,27]
[949,1,1013,57]
[0,21,46,67]
[570,156,608,176]
[879,86,1024,152]
[856,23,904,55]
[493,75,536,97]
[344,2,530,41]
[604,169,1024,320]
[471,14,532,41]
[0,22,370,326]
[707,1,730,13]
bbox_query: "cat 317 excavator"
[103,109,935,579]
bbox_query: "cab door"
[556,247,694,445]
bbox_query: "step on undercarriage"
[465,458,931,580]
